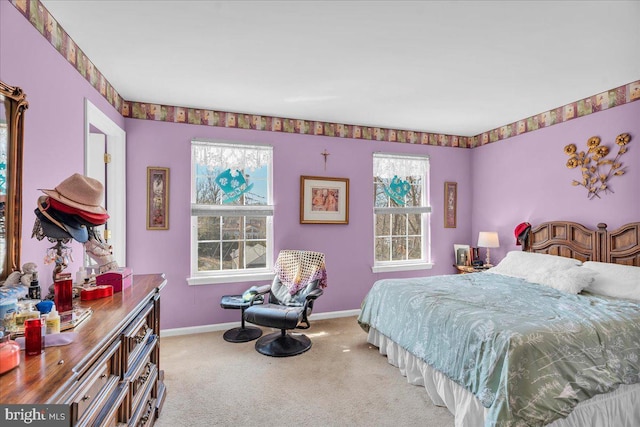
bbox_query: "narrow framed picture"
[300,176,349,224]
[454,244,471,266]
[444,181,457,228]
[147,167,169,230]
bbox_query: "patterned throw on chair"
[274,250,327,295]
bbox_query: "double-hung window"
[373,153,431,272]
[189,140,273,285]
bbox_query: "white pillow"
[526,266,597,294]
[582,261,640,301]
[487,251,583,279]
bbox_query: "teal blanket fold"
[358,272,640,426]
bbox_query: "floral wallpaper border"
[11,0,640,149]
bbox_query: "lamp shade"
[478,231,500,248]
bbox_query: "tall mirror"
[0,80,27,281]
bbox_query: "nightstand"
[454,264,493,274]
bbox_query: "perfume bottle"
[54,277,73,313]
[28,271,41,300]
[24,318,43,356]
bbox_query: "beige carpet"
[154,316,454,427]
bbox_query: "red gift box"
[96,267,133,293]
[80,285,114,301]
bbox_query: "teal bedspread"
[358,272,640,426]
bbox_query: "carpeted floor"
[154,316,454,427]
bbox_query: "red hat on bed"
[514,222,531,245]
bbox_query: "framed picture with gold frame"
[147,167,169,230]
[300,176,349,224]
[444,181,457,228]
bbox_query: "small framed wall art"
[147,167,170,230]
[300,176,349,224]
[454,244,471,266]
[444,181,457,228]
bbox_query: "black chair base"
[254,331,311,357]
[220,294,263,343]
[223,326,262,343]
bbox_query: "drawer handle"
[134,326,148,344]
[140,401,153,426]
[100,373,107,379]
[81,394,91,402]
[136,363,153,386]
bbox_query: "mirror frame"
[1,80,28,280]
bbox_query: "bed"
[358,221,640,427]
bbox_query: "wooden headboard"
[524,221,640,266]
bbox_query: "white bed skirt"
[367,327,640,427]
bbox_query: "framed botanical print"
[444,181,457,228]
[147,167,169,230]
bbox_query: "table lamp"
[478,231,500,266]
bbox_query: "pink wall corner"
[471,101,640,264]
[124,118,473,329]
[1,1,124,285]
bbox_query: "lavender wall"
[125,119,472,329]
[471,101,640,263]
[1,2,124,284]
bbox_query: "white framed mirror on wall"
[84,99,126,268]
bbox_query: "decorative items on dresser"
[0,274,167,427]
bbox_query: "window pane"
[198,242,220,271]
[246,217,266,239]
[194,167,270,206]
[392,237,406,261]
[408,214,421,235]
[244,167,269,206]
[195,168,223,204]
[405,179,422,207]
[375,237,390,262]
[221,241,240,270]
[246,241,267,268]
[198,216,220,240]
[407,236,422,260]
[375,214,391,236]
[192,143,271,206]
[221,216,242,240]
[373,179,389,208]
[391,214,407,236]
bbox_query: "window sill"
[187,271,274,286]
[371,262,433,274]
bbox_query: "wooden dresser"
[0,273,167,427]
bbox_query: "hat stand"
[45,238,72,283]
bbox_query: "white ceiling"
[40,0,640,137]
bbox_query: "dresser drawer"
[129,396,157,427]
[69,341,121,426]
[73,375,120,427]
[92,382,129,427]
[121,335,158,422]
[121,302,155,372]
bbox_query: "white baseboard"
[160,308,361,338]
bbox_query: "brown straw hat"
[40,173,107,215]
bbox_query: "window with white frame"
[189,140,273,285]
[373,153,431,271]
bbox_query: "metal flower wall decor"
[564,133,631,199]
